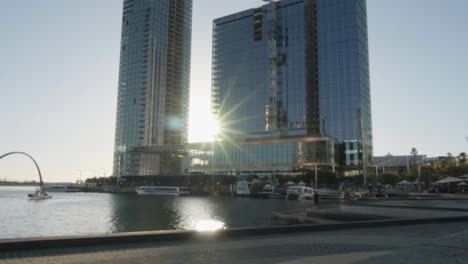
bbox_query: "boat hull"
[286,186,314,200]
[257,192,285,199]
[135,186,183,196]
[28,194,52,200]
[314,190,344,200]
[136,190,180,196]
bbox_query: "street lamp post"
[370,165,379,183]
[314,164,318,189]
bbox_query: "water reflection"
[0,186,323,238]
[194,220,226,231]
[173,197,226,230]
[107,195,319,234]
[109,196,228,232]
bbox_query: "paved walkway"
[1,222,467,264]
[357,199,468,211]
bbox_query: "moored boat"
[314,189,344,199]
[286,185,314,200]
[257,191,285,199]
[43,185,82,193]
[256,182,284,199]
[235,181,252,196]
[135,186,182,196]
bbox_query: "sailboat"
[28,188,52,200]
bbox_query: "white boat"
[314,189,344,199]
[257,181,284,199]
[28,188,52,200]
[235,181,252,196]
[135,186,182,196]
[286,185,314,200]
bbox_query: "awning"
[437,177,464,184]
[398,180,412,185]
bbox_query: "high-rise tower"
[206,0,372,175]
[113,0,192,177]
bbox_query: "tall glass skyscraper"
[204,0,372,175]
[113,0,192,177]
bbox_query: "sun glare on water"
[194,220,226,232]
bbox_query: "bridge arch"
[0,152,43,185]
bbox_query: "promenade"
[0,222,467,264]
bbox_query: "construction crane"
[264,0,287,132]
[264,0,278,132]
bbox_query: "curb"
[2,216,468,253]
[351,203,468,212]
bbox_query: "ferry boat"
[43,185,81,193]
[135,186,184,196]
[286,185,314,200]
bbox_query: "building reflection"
[109,195,226,233]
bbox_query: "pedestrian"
[313,191,319,204]
[345,191,351,202]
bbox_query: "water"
[0,186,318,239]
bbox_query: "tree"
[411,147,418,165]
[381,174,399,186]
[447,152,457,166]
[458,152,467,165]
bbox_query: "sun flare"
[189,115,220,143]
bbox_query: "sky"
[0,0,467,182]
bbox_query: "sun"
[189,115,220,143]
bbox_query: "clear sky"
[1,0,467,182]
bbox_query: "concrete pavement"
[1,222,467,264]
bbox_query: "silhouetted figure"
[344,191,351,202]
[313,191,319,204]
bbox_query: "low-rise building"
[373,154,427,175]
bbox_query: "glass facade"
[209,0,372,175]
[183,137,334,175]
[113,0,192,177]
[212,0,308,138]
[316,0,373,169]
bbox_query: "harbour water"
[0,186,322,239]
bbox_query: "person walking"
[313,191,319,204]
